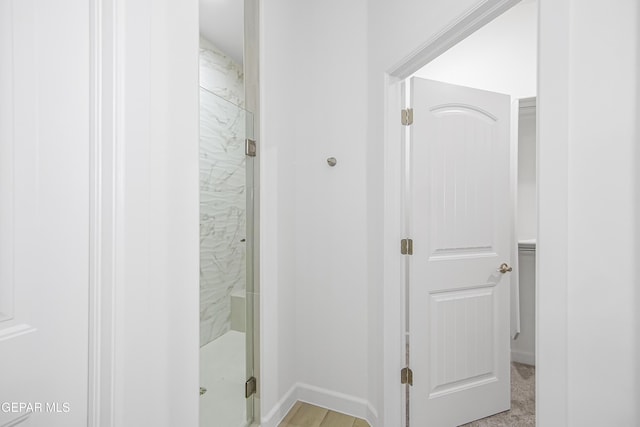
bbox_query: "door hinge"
[245,376,257,398]
[245,138,257,157]
[401,367,413,386]
[401,108,413,126]
[401,238,413,255]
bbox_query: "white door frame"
[88,1,118,424]
[88,1,200,426]
[382,0,570,425]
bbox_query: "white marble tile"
[199,36,244,108]
[199,36,246,347]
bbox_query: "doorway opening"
[394,0,537,425]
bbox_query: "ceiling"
[414,0,537,99]
[199,0,244,65]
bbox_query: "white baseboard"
[297,383,379,426]
[261,385,298,427]
[511,349,535,366]
[261,383,379,427]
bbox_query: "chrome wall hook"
[327,157,337,167]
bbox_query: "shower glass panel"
[199,86,255,427]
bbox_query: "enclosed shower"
[198,31,255,427]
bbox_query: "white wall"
[517,102,537,241]
[109,1,200,426]
[260,0,370,424]
[259,0,303,423]
[538,0,639,424]
[414,0,537,99]
[291,0,369,408]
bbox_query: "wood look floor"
[278,402,370,427]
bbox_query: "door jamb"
[88,0,117,424]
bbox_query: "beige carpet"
[459,362,535,427]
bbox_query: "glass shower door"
[199,87,255,427]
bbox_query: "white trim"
[0,324,36,342]
[297,383,378,425]
[88,0,120,425]
[382,74,405,427]
[536,0,569,423]
[95,1,200,425]
[510,98,521,340]
[261,383,379,427]
[260,385,298,427]
[383,1,528,425]
[388,0,522,78]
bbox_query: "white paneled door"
[408,77,512,426]
[0,1,89,426]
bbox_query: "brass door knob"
[498,263,513,274]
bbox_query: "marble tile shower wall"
[199,37,246,347]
